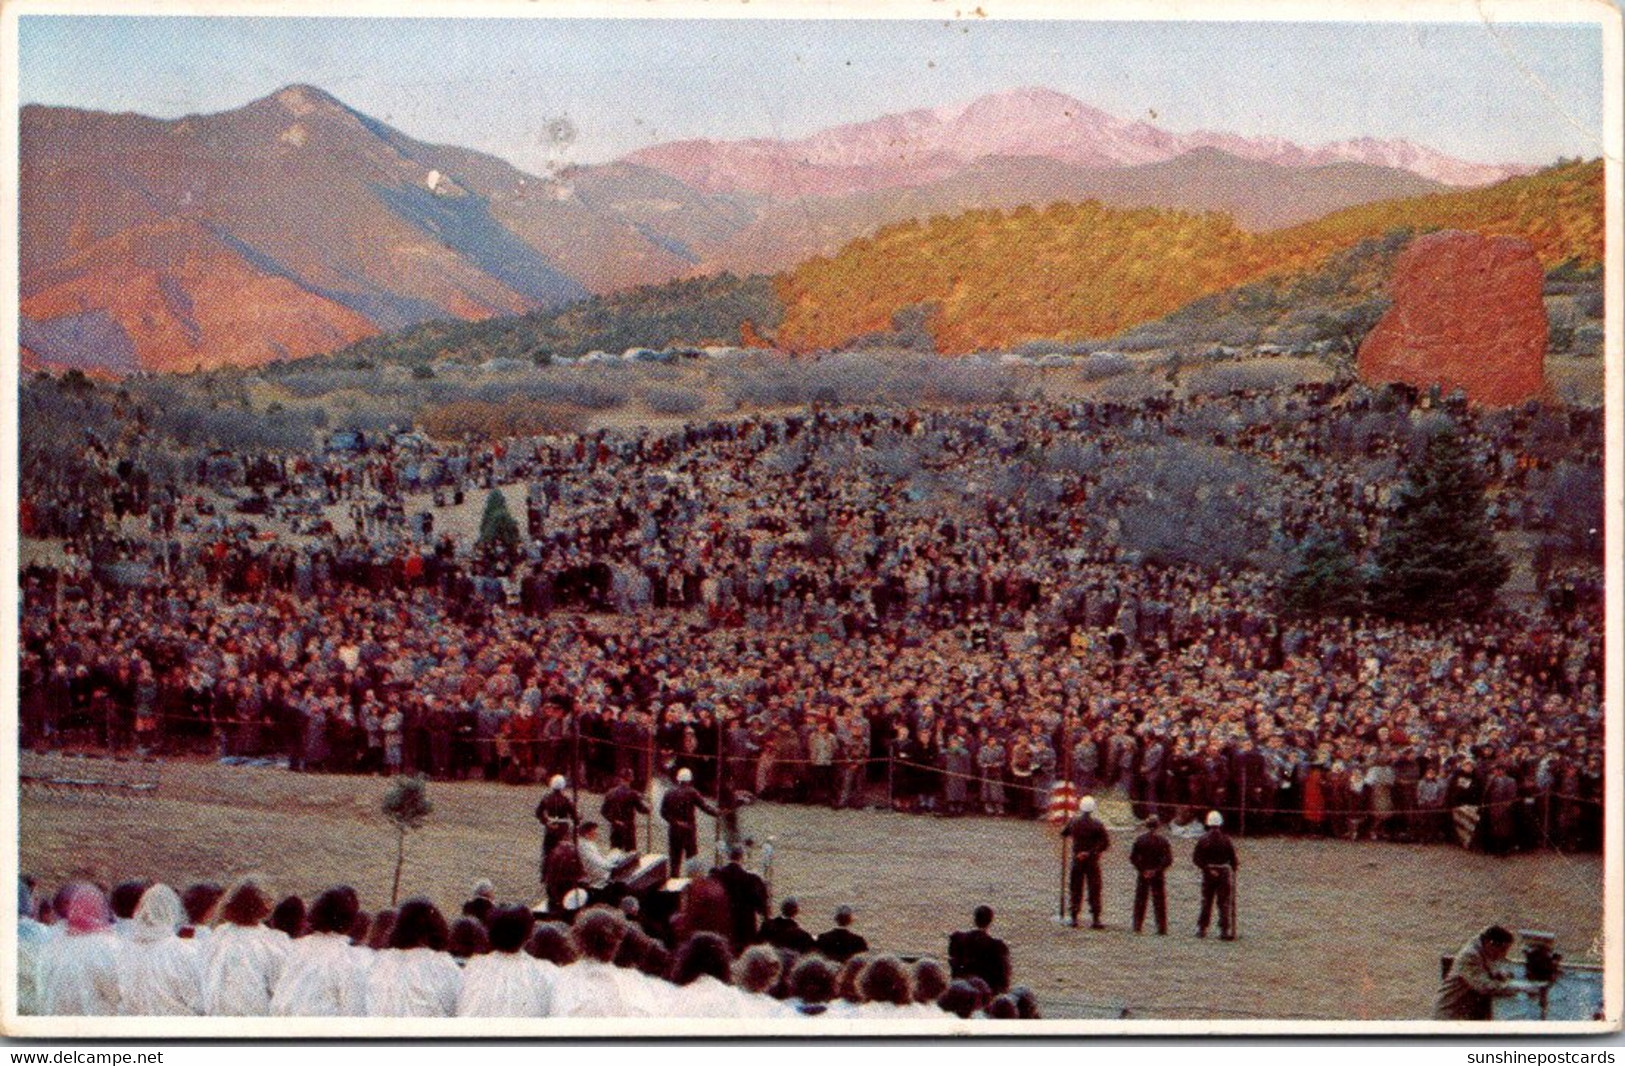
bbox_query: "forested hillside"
[772,159,1603,353]
[279,272,781,371]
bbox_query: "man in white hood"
[117,884,205,1016]
[38,883,121,1016]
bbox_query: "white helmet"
[677,768,693,784]
[1079,796,1097,814]
[549,775,566,791]
[1205,810,1224,828]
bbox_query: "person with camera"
[1435,925,1522,1020]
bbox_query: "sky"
[17,16,1606,173]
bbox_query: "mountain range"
[627,86,1527,196]
[20,83,1532,374]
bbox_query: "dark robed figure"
[1193,810,1239,940]
[1062,796,1110,929]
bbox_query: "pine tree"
[476,488,520,551]
[1282,528,1366,617]
[1369,429,1510,620]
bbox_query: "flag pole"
[1230,866,1240,941]
[1058,823,1068,921]
[1059,698,1072,921]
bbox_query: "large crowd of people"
[16,873,1031,1020]
[18,381,1607,855]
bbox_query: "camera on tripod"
[1518,929,1562,984]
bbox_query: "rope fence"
[24,710,1604,825]
[26,704,1607,814]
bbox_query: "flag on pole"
[1452,804,1481,848]
[1047,782,1079,823]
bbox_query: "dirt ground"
[18,758,1605,1020]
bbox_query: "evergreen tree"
[476,489,520,551]
[1369,429,1510,619]
[1282,528,1366,617]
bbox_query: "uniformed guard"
[600,771,651,853]
[1061,795,1110,929]
[660,767,718,875]
[1193,809,1239,940]
[535,774,578,883]
[1129,816,1173,935]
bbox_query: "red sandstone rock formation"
[1357,230,1548,406]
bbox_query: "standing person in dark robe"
[1128,817,1173,935]
[600,771,650,853]
[660,767,717,876]
[426,697,454,780]
[889,724,919,812]
[581,706,613,791]
[1008,736,1036,819]
[449,699,478,780]
[712,845,769,953]
[210,681,237,758]
[535,775,579,884]
[673,861,734,947]
[1061,796,1110,929]
[1193,810,1239,941]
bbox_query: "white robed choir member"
[731,947,795,1019]
[550,909,638,1017]
[117,884,205,1016]
[366,948,462,1016]
[17,881,49,1016]
[456,903,556,1017]
[853,956,933,1019]
[365,898,461,1017]
[606,961,677,1017]
[664,932,748,1018]
[201,881,289,1016]
[457,952,559,1016]
[271,886,371,1016]
[271,932,370,1015]
[668,973,750,1017]
[551,958,634,1017]
[37,884,121,1016]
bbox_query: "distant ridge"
[626,85,1530,198]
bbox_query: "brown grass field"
[17,758,1605,1020]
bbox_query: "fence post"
[1240,763,1248,837]
[645,731,655,855]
